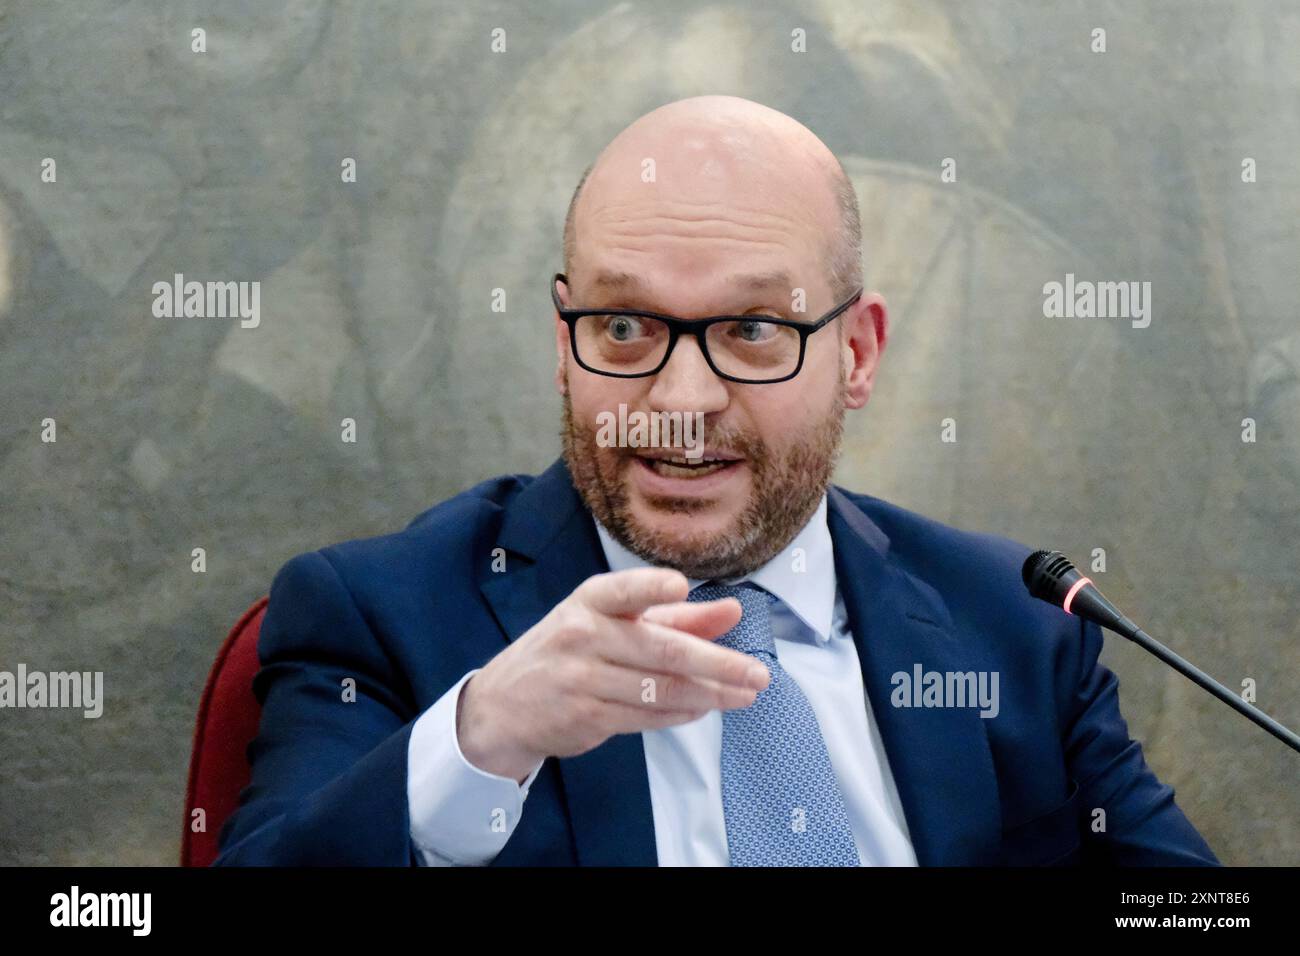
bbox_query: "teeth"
[648,459,729,478]
[658,454,727,464]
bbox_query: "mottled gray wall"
[1,0,1296,865]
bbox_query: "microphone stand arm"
[1120,623,1300,754]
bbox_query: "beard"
[560,369,846,581]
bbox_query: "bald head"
[562,95,861,303]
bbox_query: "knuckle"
[554,657,580,691]
[567,658,596,691]
[715,681,740,708]
[577,573,607,598]
[657,635,687,671]
[553,604,591,645]
[608,576,632,608]
[725,653,753,685]
[658,673,682,705]
[572,696,602,728]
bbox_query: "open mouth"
[634,453,742,479]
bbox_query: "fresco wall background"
[1,0,1296,864]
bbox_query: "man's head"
[556,95,888,579]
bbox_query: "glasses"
[551,273,863,385]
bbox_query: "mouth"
[632,450,744,480]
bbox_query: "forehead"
[573,230,834,315]
[571,130,839,304]
[572,198,836,307]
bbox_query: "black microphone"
[1022,550,1300,754]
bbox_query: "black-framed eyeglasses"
[551,273,862,384]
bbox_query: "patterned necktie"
[688,581,859,866]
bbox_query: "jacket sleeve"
[1063,617,1220,865]
[213,549,422,866]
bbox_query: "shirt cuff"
[407,668,545,865]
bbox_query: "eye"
[603,315,649,341]
[733,318,780,342]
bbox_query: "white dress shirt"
[407,494,918,866]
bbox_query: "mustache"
[601,423,768,463]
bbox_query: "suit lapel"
[478,459,658,866]
[827,487,1002,865]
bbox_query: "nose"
[646,331,730,415]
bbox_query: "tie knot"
[688,582,776,659]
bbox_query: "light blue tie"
[689,581,859,866]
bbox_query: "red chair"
[181,597,268,867]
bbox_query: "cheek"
[745,381,831,437]
[793,340,847,404]
[569,378,647,422]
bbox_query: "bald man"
[215,96,1218,867]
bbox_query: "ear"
[841,292,888,409]
[554,276,571,395]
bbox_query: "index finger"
[577,567,690,618]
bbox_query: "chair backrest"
[181,596,268,867]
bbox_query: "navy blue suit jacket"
[214,458,1219,866]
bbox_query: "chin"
[631,499,738,539]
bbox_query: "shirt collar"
[592,494,837,646]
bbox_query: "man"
[215,95,1218,866]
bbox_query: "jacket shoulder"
[835,486,1036,588]
[271,471,536,595]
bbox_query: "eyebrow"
[587,269,796,296]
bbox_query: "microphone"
[1022,549,1140,637]
[1022,550,1300,754]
